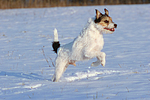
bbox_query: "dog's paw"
[91,61,101,67]
[101,60,105,67]
[52,75,58,82]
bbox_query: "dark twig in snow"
[126,87,129,92]
[41,46,51,67]
[49,57,55,67]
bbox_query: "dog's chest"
[92,35,104,50]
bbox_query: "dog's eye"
[104,20,109,23]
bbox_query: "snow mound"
[64,70,129,82]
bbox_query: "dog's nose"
[114,24,117,28]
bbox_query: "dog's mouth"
[104,27,115,32]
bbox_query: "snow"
[0,4,150,100]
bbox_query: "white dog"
[52,8,117,82]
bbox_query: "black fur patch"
[52,41,60,53]
[94,15,108,23]
[94,17,101,23]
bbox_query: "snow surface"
[0,4,150,100]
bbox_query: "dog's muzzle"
[104,23,117,32]
[114,24,117,28]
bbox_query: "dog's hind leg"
[63,64,69,74]
[52,58,68,82]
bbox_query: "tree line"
[0,0,150,9]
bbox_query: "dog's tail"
[52,28,60,53]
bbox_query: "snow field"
[0,4,150,100]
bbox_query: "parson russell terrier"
[52,8,117,82]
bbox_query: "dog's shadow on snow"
[0,71,45,81]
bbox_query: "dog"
[52,8,117,82]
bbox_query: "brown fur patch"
[69,62,76,66]
[109,17,112,22]
[97,16,113,27]
[99,23,107,26]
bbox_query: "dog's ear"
[95,9,102,19]
[104,8,109,16]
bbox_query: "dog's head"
[94,8,117,34]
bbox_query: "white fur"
[52,18,114,82]
[54,28,58,42]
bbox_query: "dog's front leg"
[91,52,106,67]
[99,52,106,67]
